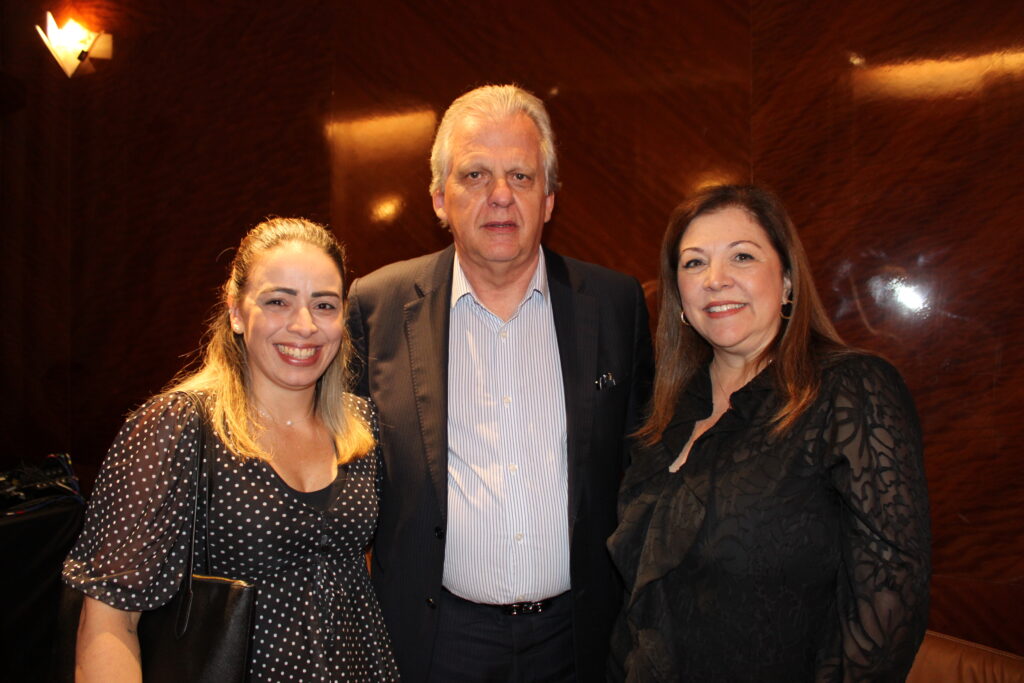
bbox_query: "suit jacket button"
[426,597,437,609]
[434,526,445,539]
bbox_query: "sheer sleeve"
[62,392,203,611]
[343,392,383,514]
[371,405,383,504]
[821,356,931,681]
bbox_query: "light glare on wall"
[36,12,112,77]
[852,49,1024,99]
[868,274,930,315]
[371,195,405,224]
[325,110,438,161]
[326,109,437,229]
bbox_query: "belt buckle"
[504,598,547,616]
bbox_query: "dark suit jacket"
[346,245,653,682]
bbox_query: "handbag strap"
[174,392,212,637]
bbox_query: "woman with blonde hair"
[64,217,398,681]
[608,186,930,681]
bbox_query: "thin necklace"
[256,405,314,428]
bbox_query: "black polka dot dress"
[64,392,400,681]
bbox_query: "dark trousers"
[428,589,576,682]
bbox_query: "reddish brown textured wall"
[750,0,1024,654]
[2,0,1021,656]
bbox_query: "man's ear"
[432,191,448,224]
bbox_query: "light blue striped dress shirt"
[443,250,570,604]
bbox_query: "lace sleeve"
[821,356,931,682]
[62,393,202,611]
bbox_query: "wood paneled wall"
[751,0,1024,653]
[3,0,1021,655]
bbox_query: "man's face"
[432,112,555,277]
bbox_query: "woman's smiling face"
[676,206,791,366]
[229,240,344,398]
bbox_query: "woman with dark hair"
[64,218,398,681]
[608,186,930,681]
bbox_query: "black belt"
[443,588,569,616]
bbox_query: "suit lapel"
[404,246,455,522]
[546,249,598,531]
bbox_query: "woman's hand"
[76,596,142,683]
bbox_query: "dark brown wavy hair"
[637,185,850,445]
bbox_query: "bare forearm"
[76,596,143,683]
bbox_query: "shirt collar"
[451,247,548,309]
[679,361,776,424]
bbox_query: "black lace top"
[607,354,930,682]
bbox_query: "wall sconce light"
[35,12,112,77]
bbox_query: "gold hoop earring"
[680,311,690,326]
[780,297,793,320]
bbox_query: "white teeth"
[275,345,317,359]
[707,303,745,313]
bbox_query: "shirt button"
[502,396,512,405]
[508,463,518,473]
[499,330,508,340]
[514,532,524,542]
[426,597,437,609]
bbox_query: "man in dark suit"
[345,84,653,682]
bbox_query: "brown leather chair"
[907,630,1024,683]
